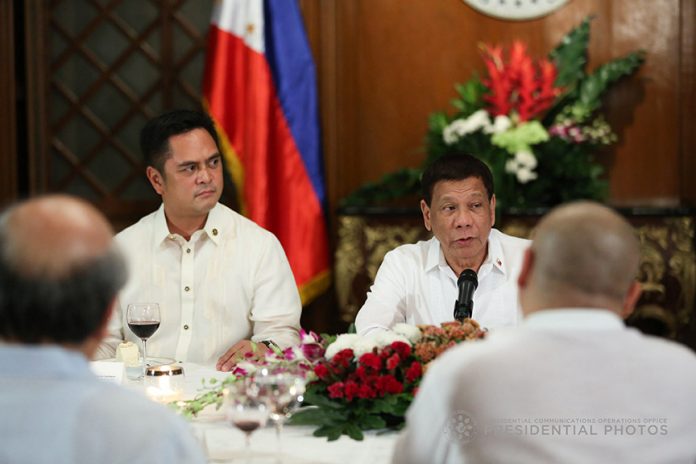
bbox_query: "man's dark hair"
[0,213,127,344]
[140,109,220,173]
[420,153,495,205]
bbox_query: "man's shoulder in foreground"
[490,227,531,248]
[80,381,205,462]
[0,347,205,464]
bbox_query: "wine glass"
[254,367,306,454]
[225,379,269,455]
[126,303,161,376]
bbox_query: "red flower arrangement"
[291,319,484,441]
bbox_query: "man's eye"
[443,205,456,212]
[471,203,482,209]
[209,157,220,168]
[182,165,196,173]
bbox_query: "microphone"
[453,269,478,322]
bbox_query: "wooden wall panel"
[0,0,17,209]
[680,0,696,206]
[314,0,691,213]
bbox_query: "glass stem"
[275,419,283,454]
[142,338,148,371]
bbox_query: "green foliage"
[340,168,422,207]
[549,16,591,89]
[172,375,239,419]
[450,75,486,116]
[290,387,412,442]
[569,51,645,122]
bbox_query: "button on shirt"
[97,203,301,365]
[0,345,205,464]
[355,228,530,334]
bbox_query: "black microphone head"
[458,269,478,289]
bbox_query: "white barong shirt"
[97,203,301,365]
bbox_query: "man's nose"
[197,167,212,183]
[453,208,473,228]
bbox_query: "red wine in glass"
[126,303,161,375]
[127,321,160,339]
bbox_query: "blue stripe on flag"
[263,0,326,205]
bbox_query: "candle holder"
[144,364,184,403]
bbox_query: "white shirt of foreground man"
[393,311,696,464]
[355,154,530,335]
[393,202,696,464]
[355,230,528,333]
[100,202,301,365]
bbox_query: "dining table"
[95,361,399,464]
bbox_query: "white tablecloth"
[125,363,398,464]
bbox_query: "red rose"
[359,352,382,371]
[344,381,360,401]
[391,341,411,358]
[332,349,354,368]
[386,353,401,371]
[354,365,367,380]
[358,383,376,399]
[376,374,403,395]
[327,382,345,399]
[405,361,422,383]
[314,363,330,380]
[379,345,392,359]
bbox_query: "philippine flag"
[203,0,330,304]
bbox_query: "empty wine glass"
[254,367,306,454]
[225,379,269,455]
[126,303,161,376]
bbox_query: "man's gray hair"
[0,205,127,344]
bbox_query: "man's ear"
[146,166,165,195]
[490,194,496,227]
[95,298,117,342]
[620,281,643,319]
[420,199,432,232]
[517,247,534,290]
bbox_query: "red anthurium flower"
[480,41,562,121]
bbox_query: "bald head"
[521,201,641,313]
[0,195,126,345]
[1,195,114,279]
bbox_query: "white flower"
[514,150,537,169]
[372,330,410,348]
[505,150,538,184]
[443,123,462,145]
[465,110,491,132]
[484,115,512,134]
[516,167,538,184]
[505,158,519,174]
[442,110,492,145]
[324,333,360,359]
[352,337,379,357]
[392,323,422,344]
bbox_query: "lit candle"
[144,365,184,403]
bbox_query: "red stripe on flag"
[204,25,330,301]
